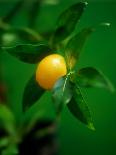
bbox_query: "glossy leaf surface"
[67,85,95,130]
[2,44,51,64]
[77,67,115,92]
[52,76,73,114]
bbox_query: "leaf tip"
[87,123,95,131]
[109,85,115,93]
[100,22,111,27]
[105,78,115,93]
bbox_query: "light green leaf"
[0,104,15,135]
[52,75,73,114]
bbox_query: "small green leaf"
[52,75,73,114]
[77,67,115,92]
[52,2,88,44]
[67,85,95,130]
[65,27,94,69]
[2,44,52,64]
[22,74,45,112]
[0,104,15,135]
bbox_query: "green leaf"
[52,2,88,43]
[22,74,45,112]
[65,22,111,69]
[65,27,94,69]
[2,44,52,64]
[15,27,43,43]
[0,26,43,47]
[77,67,115,92]
[52,74,73,114]
[67,85,95,130]
[1,143,18,155]
[0,104,15,135]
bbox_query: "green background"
[0,0,116,155]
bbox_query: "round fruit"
[36,54,67,90]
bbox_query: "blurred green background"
[0,0,116,155]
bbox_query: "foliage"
[0,1,115,155]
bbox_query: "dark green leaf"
[67,85,95,130]
[0,104,15,134]
[65,27,94,69]
[22,74,45,112]
[2,44,52,64]
[52,2,88,43]
[77,67,115,92]
[52,75,73,114]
